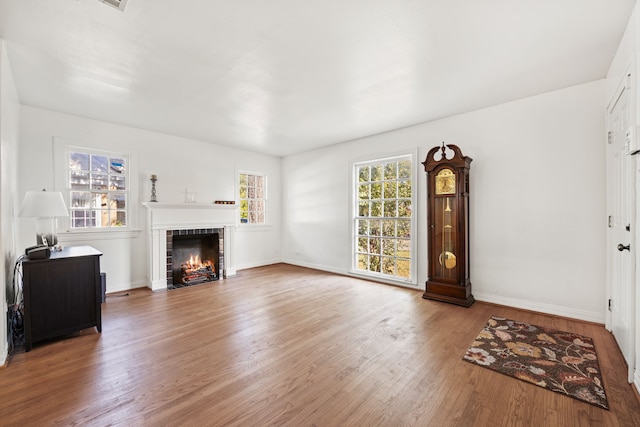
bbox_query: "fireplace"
[142,202,238,291]
[167,229,223,289]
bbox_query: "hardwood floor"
[1,264,639,426]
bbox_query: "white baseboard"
[473,291,605,324]
[1,301,8,367]
[235,258,289,272]
[279,259,347,276]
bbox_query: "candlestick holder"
[150,175,158,202]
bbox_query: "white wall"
[17,106,282,293]
[283,80,607,323]
[0,40,20,365]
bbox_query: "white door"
[606,75,635,383]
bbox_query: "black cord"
[6,256,26,361]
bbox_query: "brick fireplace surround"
[142,203,238,290]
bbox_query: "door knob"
[618,243,631,252]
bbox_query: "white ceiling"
[0,0,635,157]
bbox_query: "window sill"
[59,228,142,242]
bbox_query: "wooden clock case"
[423,143,474,307]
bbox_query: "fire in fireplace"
[167,229,223,289]
[180,254,216,285]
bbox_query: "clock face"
[435,168,455,195]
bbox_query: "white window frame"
[238,170,267,226]
[53,138,139,239]
[350,150,418,286]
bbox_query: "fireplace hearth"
[166,228,223,289]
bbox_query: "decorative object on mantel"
[185,189,197,204]
[150,174,158,202]
[214,200,236,205]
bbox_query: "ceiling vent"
[98,0,128,12]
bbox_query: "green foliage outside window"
[355,157,412,280]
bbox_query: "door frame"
[605,69,637,384]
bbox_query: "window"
[68,149,129,229]
[239,172,266,224]
[353,155,414,282]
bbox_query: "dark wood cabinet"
[22,245,103,351]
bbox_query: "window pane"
[371,165,382,181]
[384,162,397,180]
[72,210,96,228]
[369,255,381,272]
[398,239,411,257]
[109,211,126,227]
[371,183,382,199]
[110,158,125,174]
[91,155,109,173]
[370,201,382,217]
[382,239,395,256]
[71,191,91,208]
[382,257,395,275]
[397,220,411,238]
[91,174,108,190]
[97,210,109,226]
[357,219,368,236]
[110,193,126,209]
[398,180,411,198]
[70,171,90,190]
[384,182,397,199]
[369,220,381,236]
[358,202,369,217]
[384,201,397,217]
[358,254,367,270]
[382,220,395,237]
[358,166,369,182]
[92,193,108,208]
[70,152,89,171]
[358,184,369,200]
[398,200,411,217]
[397,258,410,278]
[398,160,411,179]
[358,237,368,252]
[110,175,126,190]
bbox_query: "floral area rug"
[463,316,608,409]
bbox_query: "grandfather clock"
[423,143,474,307]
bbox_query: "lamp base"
[36,217,59,247]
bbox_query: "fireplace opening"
[168,230,221,289]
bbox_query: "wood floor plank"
[0,263,639,426]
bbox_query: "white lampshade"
[19,190,69,218]
[20,190,69,247]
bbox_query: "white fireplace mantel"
[142,202,239,290]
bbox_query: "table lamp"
[19,189,69,248]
